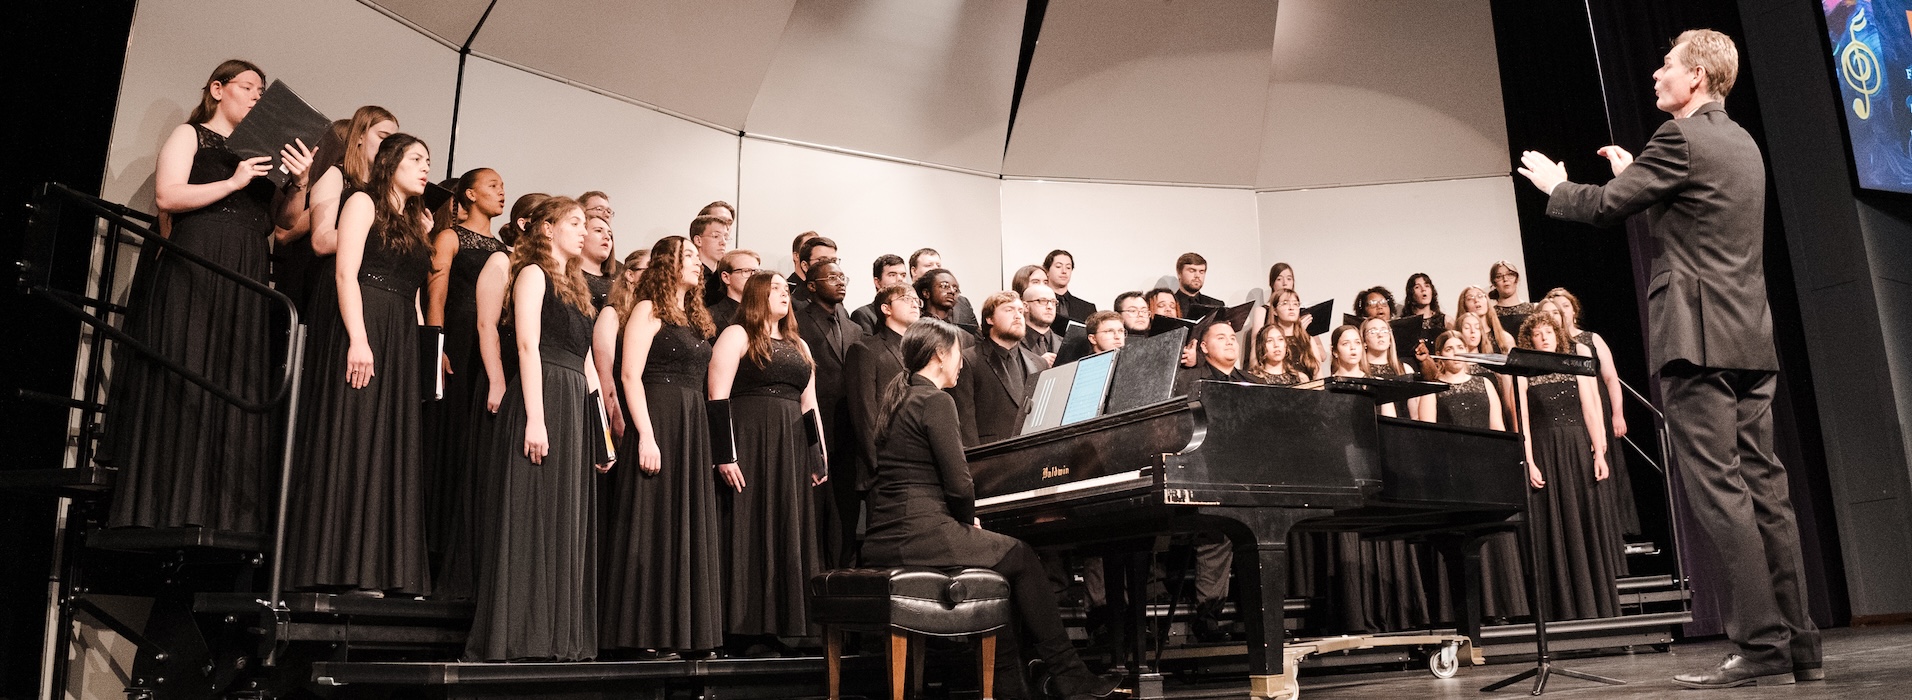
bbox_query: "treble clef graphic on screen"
[1842,9,1881,120]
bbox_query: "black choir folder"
[225,80,331,188]
[1302,299,1335,337]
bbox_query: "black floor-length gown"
[1525,373,1621,620]
[721,338,823,637]
[435,249,515,601]
[283,220,432,595]
[1354,361,1431,631]
[1433,375,1530,620]
[601,321,725,651]
[104,124,277,532]
[1573,330,1639,571]
[423,226,509,589]
[465,277,599,661]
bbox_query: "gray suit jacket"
[1547,102,1778,373]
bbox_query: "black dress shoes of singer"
[1672,654,1796,689]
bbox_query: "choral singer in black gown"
[464,196,604,661]
[422,167,508,591]
[1515,315,1619,621]
[708,272,826,654]
[1416,332,1528,621]
[283,134,434,595]
[106,61,308,532]
[599,236,725,655]
[862,319,1121,700]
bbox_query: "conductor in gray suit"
[1516,29,1821,689]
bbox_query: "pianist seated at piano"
[861,319,1123,700]
[1321,325,1398,417]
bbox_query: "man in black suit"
[796,258,861,567]
[1019,283,1063,363]
[691,214,732,307]
[844,283,921,561]
[791,235,836,307]
[851,254,910,334]
[1518,28,1820,689]
[786,230,818,297]
[910,247,978,327]
[1045,249,1097,326]
[1172,252,1223,320]
[708,249,759,332]
[949,291,1044,447]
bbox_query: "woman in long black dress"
[599,236,723,657]
[294,107,400,353]
[1416,332,1528,621]
[283,134,435,596]
[708,271,825,656]
[420,167,508,599]
[465,196,606,661]
[1516,314,1620,620]
[862,320,1121,700]
[1544,289,1640,566]
[105,60,311,532]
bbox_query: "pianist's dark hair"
[874,318,966,448]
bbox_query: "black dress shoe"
[1672,654,1795,689]
[1794,661,1825,681]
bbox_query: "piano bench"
[808,567,1011,700]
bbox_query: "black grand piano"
[966,332,1539,698]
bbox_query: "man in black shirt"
[708,249,759,332]
[1045,249,1096,326]
[851,254,910,334]
[791,235,837,306]
[1020,283,1062,364]
[691,214,732,307]
[1172,252,1223,320]
[786,230,818,297]
[796,258,861,567]
[950,291,1043,446]
[842,283,920,563]
[909,247,977,327]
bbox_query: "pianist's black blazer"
[861,374,1019,569]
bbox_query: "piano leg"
[1218,509,1320,700]
[1436,531,1491,666]
[1124,550,1164,699]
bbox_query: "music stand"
[1451,349,1627,695]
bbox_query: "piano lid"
[1448,347,1596,377]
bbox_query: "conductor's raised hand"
[1515,151,1568,195]
[1597,145,1634,176]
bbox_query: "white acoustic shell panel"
[744,0,1025,173]
[1002,0,1279,186]
[450,57,742,262]
[1258,0,1511,189]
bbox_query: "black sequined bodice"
[1526,373,1584,429]
[732,338,811,402]
[357,225,432,297]
[1435,375,1494,430]
[643,322,712,387]
[177,124,274,232]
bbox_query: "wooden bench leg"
[980,633,997,700]
[890,630,909,700]
[826,627,842,700]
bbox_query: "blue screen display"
[1827,0,1912,193]
[1060,351,1115,425]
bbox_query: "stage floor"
[1298,624,1912,699]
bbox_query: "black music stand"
[1454,349,1627,695]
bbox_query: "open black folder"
[1301,299,1335,336]
[225,80,330,188]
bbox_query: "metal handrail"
[23,182,300,412]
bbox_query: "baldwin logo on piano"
[1041,465,1070,480]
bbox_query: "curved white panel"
[1002,0,1278,186]
[451,57,740,261]
[468,0,795,130]
[362,0,489,46]
[1258,0,1509,189]
[737,140,1002,310]
[744,0,1023,173]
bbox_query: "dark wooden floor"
[1300,624,1912,699]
